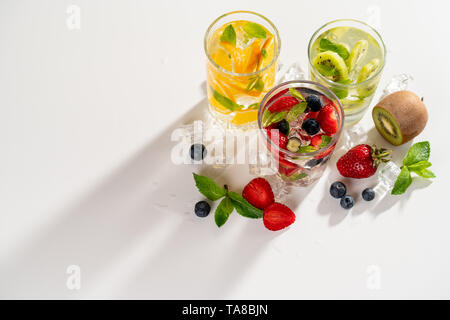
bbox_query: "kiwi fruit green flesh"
[372,90,428,146]
[357,58,381,83]
[356,58,381,98]
[313,51,349,82]
[347,40,368,72]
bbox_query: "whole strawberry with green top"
[337,144,391,179]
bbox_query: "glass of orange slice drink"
[204,11,281,128]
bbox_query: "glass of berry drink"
[258,80,344,186]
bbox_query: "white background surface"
[1,0,450,299]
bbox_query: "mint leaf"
[331,86,349,99]
[298,146,318,153]
[243,22,266,39]
[246,77,258,92]
[220,24,236,46]
[263,111,286,127]
[286,102,307,122]
[262,109,272,126]
[407,160,432,171]
[247,76,264,92]
[211,88,242,111]
[403,141,430,166]
[193,173,227,201]
[318,135,332,148]
[215,196,234,227]
[248,103,259,110]
[319,38,350,60]
[228,192,263,219]
[289,172,308,181]
[391,166,412,195]
[411,168,436,179]
[254,77,264,91]
[289,88,305,101]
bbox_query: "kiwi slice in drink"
[313,51,349,82]
[356,58,381,98]
[346,40,368,73]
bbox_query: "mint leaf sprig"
[220,24,236,46]
[319,38,350,60]
[193,173,263,227]
[392,141,435,195]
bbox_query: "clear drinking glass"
[204,11,281,129]
[308,19,386,126]
[258,80,344,186]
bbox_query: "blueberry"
[306,158,323,168]
[362,188,375,201]
[330,181,347,199]
[190,144,207,161]
[340,195,355,210]
[194,201,211,217]
[302,118,321,136]
[306,94,322,112]
[276,119,290,136]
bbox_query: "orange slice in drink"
[243,39,263,73]
[222,42,246,73]
[211,48,233,72]
[257,35,274,70]
[231,109,258,125]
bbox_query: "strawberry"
[266,128,288,150]
[268,96,299,113]
[263,203,296,231]
[310,134,325,147]
[278,165,298,177]
[242,178,275,210]
[266,88,289,106]
[304,111,319,121]
[317,104,338,135]
[336,144,392,179]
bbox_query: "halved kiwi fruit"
[372,90,428,146]
[346,40,368,73]
[313,51,349,82]
[356,58,381,98]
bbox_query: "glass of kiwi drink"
[258,80,344,186]
[308,19,386,126]
[204,11,281,129]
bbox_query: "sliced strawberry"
[321,95,333,106]
[266,88,289,106]
[266,129,288,150]
[277,155,298,169]
[263,203,296,231]
[278,165,298,177]
[268,96,299,113]
[264,123,278,130]
[242,178,275,210]
[310,134,325,147]
[304,111,319,121]
[315,142,336,160]
[318,104,338,135]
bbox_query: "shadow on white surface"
[0,95,284,299]
[316,125,421,226]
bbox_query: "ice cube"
[341,123,367,149]
[265,174,289,202]
[277,62,306,84]
[380,74,414,99]
[375,161,401,192]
